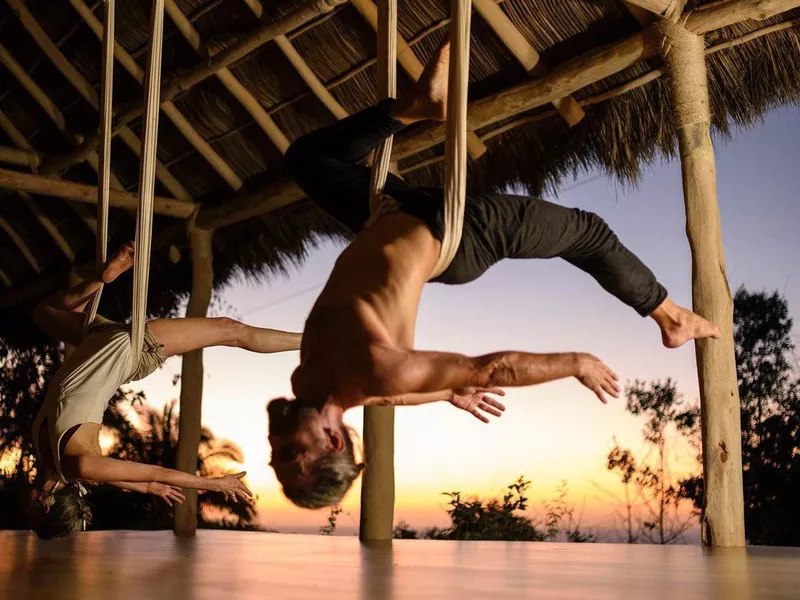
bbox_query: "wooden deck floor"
[2,530,800,599]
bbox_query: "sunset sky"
[124,106,799,537]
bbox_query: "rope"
[657,18,711,130]
[369,0,472,280]
[368,0,397,214]
[131,0,165,369]
[87,0,115,325]
[431,0,471,279]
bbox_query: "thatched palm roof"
[0,0,798,344]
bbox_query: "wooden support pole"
[0,168,195,217]
[174,225,214,536]
[360,0,397,543]
[658,19,744,547]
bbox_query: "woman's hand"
[214,472,253,502]
[449,387,506,423]
[575,353,620,404]
[146,482,186,507]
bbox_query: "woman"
[267,389,506,511]
[29,242,302,539]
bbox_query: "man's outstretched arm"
[367,345,620,404]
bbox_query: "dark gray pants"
[285,101,668,317]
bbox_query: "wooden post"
[174,225,213,536]
[360,0,397,543]
[658,19,745,547]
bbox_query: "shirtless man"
[267,43,719,509]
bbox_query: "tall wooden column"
[659,20,745,546]
[174,225,213,536]
[360,0,397,543]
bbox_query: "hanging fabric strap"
[369,0,471,280]
[87,0,115,325]
[131,0,165,369]
[368,0,397,215]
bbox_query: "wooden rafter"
[0,168,195,218]
[163,0,290,153]
[349,0,488,159]
[0,267,12,288]
[471,0,585,126]
[63,0,243,190]
[0,109,96,233]
[0,146,41,169]
[40,0,349,178]
[0,42,137,197]
[0,215,40,272]
[196,0,800,230]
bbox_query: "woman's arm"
[72,456,252,500]
[109,481,186,506]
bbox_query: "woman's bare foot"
[391,41,450,124]
[100,241,135,284]
[650,299,721,349]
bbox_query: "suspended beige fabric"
[131,0,165,368]
[86,0,115,324]
[369,0,471,280]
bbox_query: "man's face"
[267,399,330,488]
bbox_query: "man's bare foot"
[391,41,450,124]
[650,299,721,349]
[100,241,135,284]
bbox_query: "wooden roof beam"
[0,215,40,273]
[0,146,42,169]
[471,0,585,126]
[43,0,349,176]
[0,168,196,218]
[64,0,242,189]
[349,0,488,159]
[0,267,12,288]
[195,0,800,230]
[0,109,97,233]
[239,0,349,119]
[163,0,291,153]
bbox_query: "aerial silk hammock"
[87,0,162,370]
[369,0,471,279]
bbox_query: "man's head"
[27,480,92,540]
[267,398,364,509]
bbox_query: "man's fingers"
[478,402,503,417]
[601,380,619,398]
[483,397,506,411]
[163,497,173,507]
[472,410,490,424]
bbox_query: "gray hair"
[282,426,365,509]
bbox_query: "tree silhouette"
[680,289,800,545]
[603,379,698,544]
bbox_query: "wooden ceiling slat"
[163,0,291,154]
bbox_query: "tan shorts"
[89,316,167,383]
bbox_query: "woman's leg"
[33,242,135,346]
[147,317,302,359]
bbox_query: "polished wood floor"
[2,530,800,599]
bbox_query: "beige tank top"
[32,317,151,483]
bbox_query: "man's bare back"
[294,213,441,405]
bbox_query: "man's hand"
[146,482,186,507]
[575,354,620,404]
[449,387,506,423]
[214,472,253,502]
